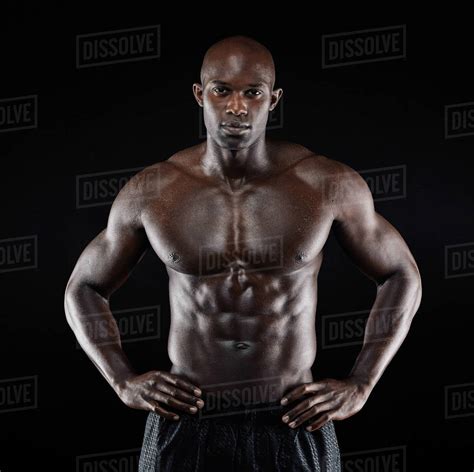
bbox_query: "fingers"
[280,381,328,405]
[281,392,333,424]
[306,411,336,432]
[155,381,204,409]
[146,398,181,421]
[282,399,336,429]
[146,390,200,415]
[159,371,202,397]
[145,372,205,416]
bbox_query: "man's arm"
[331,164,422,389]
[280,162,422,431]
[64,172,148,390]
[64,168,204,420]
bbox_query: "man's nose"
[225,92,248,116]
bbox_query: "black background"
[1,7,473,471]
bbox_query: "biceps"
[69,225,149,298]
[333,212,411,284]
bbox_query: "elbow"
[405,266,422,325]
[63,277,88,322]
[381,261,423,320]
[404,259,422,306]
[64,277,110,323]
[381,254,422,288]
[412,265,422,314]
[64,277,79,325]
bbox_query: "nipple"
[168,252,181,263]
[295,252,307,262]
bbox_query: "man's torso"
[132,139,344,404]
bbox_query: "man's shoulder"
[315,155,361,181]
[297,149,366,187]
[319,156,370,195]
[312,155,373,217]
[284,146,371,208]
[282,143,352,179]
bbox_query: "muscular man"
[64,36,422,471]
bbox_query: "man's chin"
[216,135,252,151]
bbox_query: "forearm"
[348,267,422,391]
[64,282,137,392]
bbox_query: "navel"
[234,342,250,350]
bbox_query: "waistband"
[184,399,288,424]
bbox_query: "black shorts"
[138,399,341,471]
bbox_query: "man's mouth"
[221,121,251,135]
[221,120,250,128]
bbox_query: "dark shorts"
[138,400,341,471]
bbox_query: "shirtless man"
[64,36,422,471]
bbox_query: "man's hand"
[280,377,371,432]
[115,370,205,420]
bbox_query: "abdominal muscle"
[168,268,318,404]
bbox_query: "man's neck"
[200,136,273,188]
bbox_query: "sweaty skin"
[64,36,422,431]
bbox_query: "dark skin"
[64,36,422,432]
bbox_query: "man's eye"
[247,89,263,96]
[212,87,228,94]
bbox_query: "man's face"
[193,61,282,150]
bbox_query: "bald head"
[200,36,276,90]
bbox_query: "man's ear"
[193,83,204,107]
[269,88,283,111]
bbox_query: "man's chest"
[141,176,334,275]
